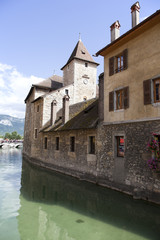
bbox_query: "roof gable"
[61,40,98,70]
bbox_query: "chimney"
[98,73,104,122]
[62,95,70,124]
[131,2,140,28]
[51,100,57,125]
[110,21,121,42]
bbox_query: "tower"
[61,39,99,103]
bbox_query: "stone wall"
[27,128,97,181]
[74,59,97,103]
[23,118,160,204]
[96,120,160,203]
[42,84,74,126]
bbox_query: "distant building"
[23,2,160,204]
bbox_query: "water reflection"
[0,148,22,240]
[18,157,160,240]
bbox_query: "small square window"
[56,137,59,150]
[89,136,95,154]
[70,136,75,152]
[116,136,124,157]
[85,63,88,67]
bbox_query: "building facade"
[23,2,160,204]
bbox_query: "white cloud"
[0,63,44,118]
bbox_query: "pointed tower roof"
[61,39,99,70]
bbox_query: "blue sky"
[0,0,159,118]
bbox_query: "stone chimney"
[51,100,57,125]
[62,95,70,124]
[110,20,121,42]
[98,73,104,122]
[131,2,140,28]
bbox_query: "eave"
[96,10,160,57]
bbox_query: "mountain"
[0,115,25,136]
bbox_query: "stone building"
[23,2,160,204]
[96,2,160,203]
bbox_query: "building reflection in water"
[18,157,160,240]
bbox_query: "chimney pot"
[131,2,140,28]
[110,20,121,42]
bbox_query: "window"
[116,89,124,110]
[143,78,160,105]
[154,79,160,103]
[56,137,59,150]
[34,129,38,139]
[89,136,95,154]
[65,89,69,95]
[85,63,88,67]
[37,105,39,112]
[116,136,124,157]
[70,136,75,152]
[44,137,48,149]
[153,134,160,150]
[109,49,128,76]
[109,87,129,111]
[115,54,123,73]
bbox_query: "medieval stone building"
[23,2,160,204]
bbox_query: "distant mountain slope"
[0,115,24,136]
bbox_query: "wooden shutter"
[109,91,114,111]
[109,57,114,76]
[123,49,128,70]
[143,79,151,105]
[123,86,129,109]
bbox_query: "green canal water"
[0,149,160,240]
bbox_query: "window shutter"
[123,49,128,70]
[109,91,114,111]
[124,86,129,109]
[109,57,114,76]
[143,79,151,105]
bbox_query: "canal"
[0,149,160,240]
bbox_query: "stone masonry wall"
[42,84,74,126]
[28,129,97,181]
[97,120,160,203]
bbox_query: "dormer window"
[81,50,85,54]
[85,63,88,67]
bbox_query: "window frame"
[153,78,160,103]
[88,136,95,154]
[116,136,125,157]
[115,53,124,73]
[34,128,38,139]
[44,137,48,149]
[70,136,75,152]
[116,89,124,110]
[37,105,39,112]
[55,137,60,151]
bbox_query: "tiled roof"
[61,40,99,70]
[33,75,63,90]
